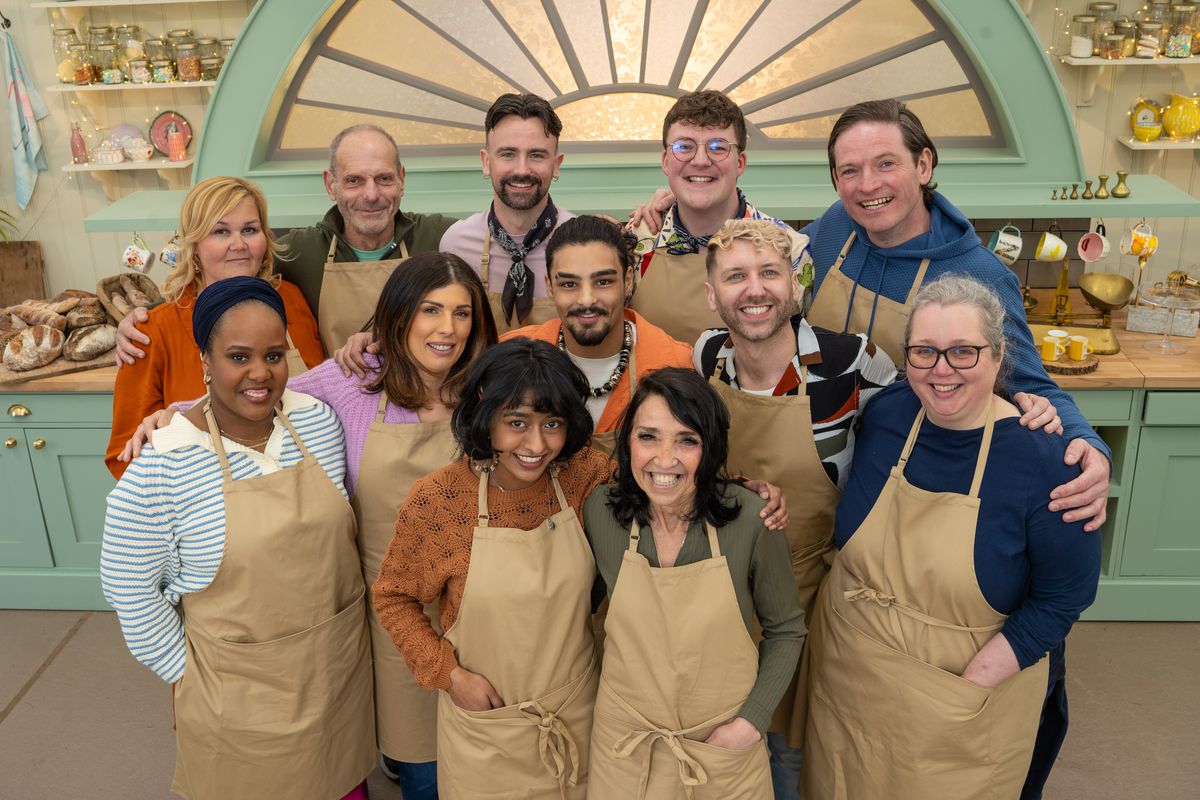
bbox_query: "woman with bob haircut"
[374,337,611,799]
[584,367,803,798]
[804,274,1099,799]
[106,175,323,479]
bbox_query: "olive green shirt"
[584,483,806,733]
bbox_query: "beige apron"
[629,249,724,347]
[436,469,599,799]
[284,332,308,377]
[481,229,558,334]
[171,404,374,800]
[589,520,773,800]
[353,394,457,762]
[585,344,636,457]
[804,401,1050,799]
[317,235,410,355]
[708,360,839,745]
[806,231,929,364]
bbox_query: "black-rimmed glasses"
[903,344,991,370]
[668,138,740,162]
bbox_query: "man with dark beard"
[501,215,692,452]
[439,93,575,333]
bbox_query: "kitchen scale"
[1025,267,1134,355]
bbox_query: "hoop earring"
[203,373,211,385]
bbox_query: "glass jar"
[1100,32,1126,58]
[144,38,170,62]
[199,57,223,81]
[96,44,124,84]
[219,38,235,59]
[1088,2,1119,49]
[1138,20,1165,56]
[1166,4,1195,56]
[68,44,96,85]
[52,28,82,84]
[166,28,194,55]
[114,25,145,70]
[87,25,116,50]
[127,58,152,84]
[151,58,175,83]
[195,38,221,60]
[1147,0,1174,21]
[174,42,201,82]
[1116,19,1139,57]
[1070,15,1098,57]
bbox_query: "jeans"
[380,755,438,800]
[767,731,803,800]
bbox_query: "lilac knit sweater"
[287,356,420,495]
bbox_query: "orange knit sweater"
[373,448,612,691]
[105,281,324,479]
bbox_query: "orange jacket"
[105,280,324,479]
[502,308,693,433]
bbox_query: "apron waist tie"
[843,585,1006,634]
[518,699,581,794]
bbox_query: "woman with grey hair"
[803,274,1100,799]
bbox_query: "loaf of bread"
[119,275,151,308]
[63,323,117,361]
[33,297,81,315]
[51,289,97,302]
[66,301,107,330]
[3,325,65,371]
[0,313,28,334]
[11,303,68,331]
[110,292,132,316]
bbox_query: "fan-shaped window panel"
[270,0,1002,160]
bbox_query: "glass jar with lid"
[88,25,116,50]
[52,28,82,84]
[1166,4,1195,56]
[1138,20,1166,56]
[144,38,170,62]
[1101,32,1126,58]
[96,44,124,84]
[166,28,194,54]
[68,44,96,85]
[1088,2,1119,45]
[1141,0,1173,21]
[218,38,235,59]
[195,38,221,60]
[1116,19,1139,57]
[114,25,145,70]
[1070,15,1099,57]
[175,42,201,82]
[199,57,223,81]
[127,58,152,84]
[151,58,175,83]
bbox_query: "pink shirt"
[437,207,576,298]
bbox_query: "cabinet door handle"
[7,404,30,417]
[3,437,15,449]
[32,438,46,450]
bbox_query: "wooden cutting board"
[0,348,115,386]
[0,242,46,307]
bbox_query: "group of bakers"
[101,88,1104,800]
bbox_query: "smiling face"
[323,129,405,250]
[906,302,1003,430]
[201,302,289,430]
[831,120,933,249]
[546,240,632,354]
[662,121,746,223]
[481,116,563,213]
[488,394,568,490]
[629,394,702,516]
[706,238,797,344]
[196,197,268,287]
[406,283,474,382]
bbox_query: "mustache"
[568,306,607,318]
[501,175,540,186]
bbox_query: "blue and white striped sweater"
[101,397,347,683]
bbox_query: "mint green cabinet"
[0,430,54,567]
[29,427,112,569]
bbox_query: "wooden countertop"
[0,365,117,393]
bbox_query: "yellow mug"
[1069,335,1094,361]
[1041,336,1066,362]
[1120,223,1159,257]
[1047,328,1071,348]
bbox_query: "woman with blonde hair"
[106,176,323,478]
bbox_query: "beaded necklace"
[557,320,632,398]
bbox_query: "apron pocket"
[680,737,771,799]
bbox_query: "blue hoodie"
[801,192,1109,457]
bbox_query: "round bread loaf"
[63,323,118,362]
[3,325,65,371]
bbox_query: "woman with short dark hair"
[373,338,611,799]
[585,367,804,798]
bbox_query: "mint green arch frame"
[195,0,1084,217]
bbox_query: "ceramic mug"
[1047,329,1071,348]
[1041,336,1066,362]
[987,224,1023,266]
[1078,223,1111,263]
[1120,222,1159,257]
[1035,230,1069,261]
[1069,335,1094,361]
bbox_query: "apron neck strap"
[375,392,389,423]
[704,521,721,558]
[897,401,997,499]
[326,235,338,263]
[906,258,931,305]
[897,408,926,470]
[202,400,305,476]
[480,229,491,288]
[476,468,491,527]
[628,520,642,552]
[836,230,857,262]
[549,469,569,515]
[397,239,410,259]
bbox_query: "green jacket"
[275,205,457,314]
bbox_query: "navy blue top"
[835,381,1101,669]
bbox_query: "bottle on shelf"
[70,123,89,165]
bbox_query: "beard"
[496,174,548,211]
[715,295,793,342]
[564,307,616,347]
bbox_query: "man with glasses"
[629,90,807,346]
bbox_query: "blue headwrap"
[192,275,287,351]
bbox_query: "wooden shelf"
[1118,137,1200,150]
[45,81,215,93]
[62,157,193,172]
[1060,55,1200,66]
[33,0,235,7]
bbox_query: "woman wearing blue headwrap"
[101,276,375,800]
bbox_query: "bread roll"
[66,302,107,330]
[11,303,67,331]
[0,313,27,334]
[3,325,65,371]
[110,292,132,316]
[31,297,81,315]
[51,289,97,302]
[63,323,117,361]
[119,275,151,308]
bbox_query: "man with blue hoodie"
[804,98,1110,532]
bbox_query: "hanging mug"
[1120,222,1158,257]
[122,233,154,274]
[159,233,181,268]
[987,224,1023,266]
[1078,221,1111,263]
[1035,226,1069,262]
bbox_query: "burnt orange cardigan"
[105,280,324,478]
